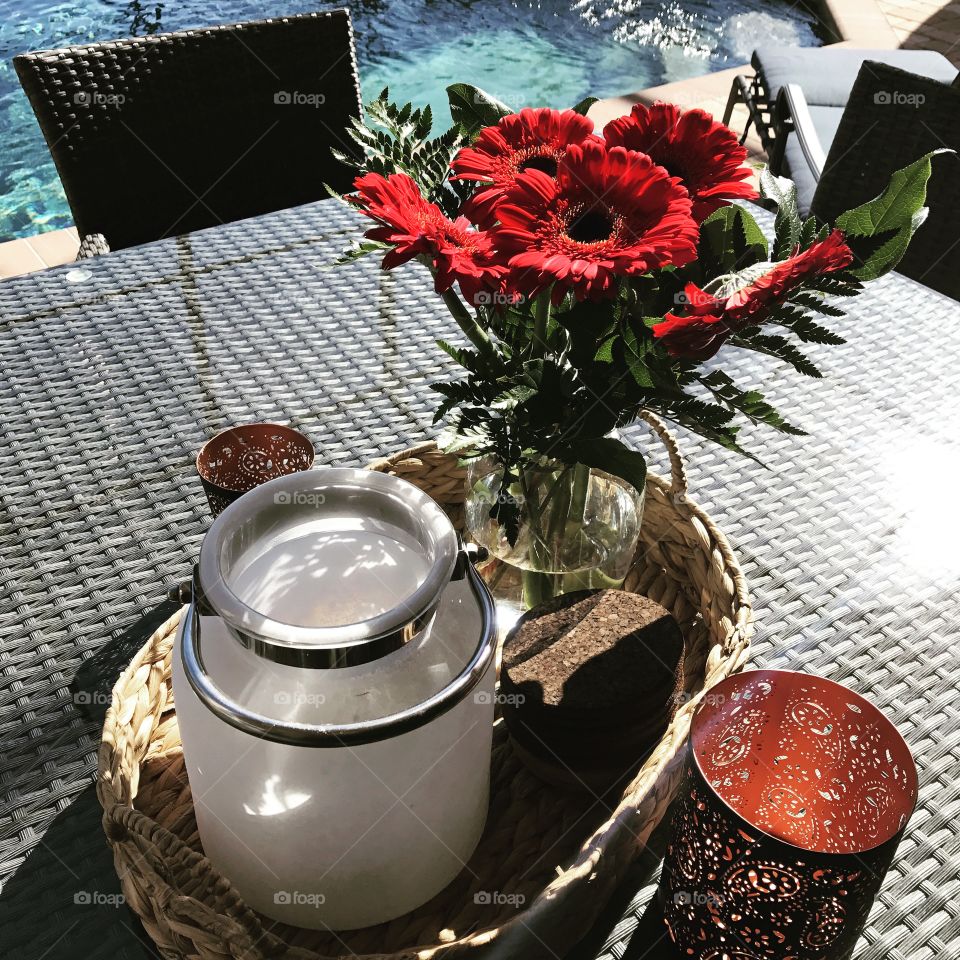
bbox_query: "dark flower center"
[654,148,688,185]
[568,208,613,243]
[665,159,687,183]
[518,154,558,176]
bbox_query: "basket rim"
[98,440,754,960]
[369,439,753,626]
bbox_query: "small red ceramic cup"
[196,423,315,517]
[658,669,918,960]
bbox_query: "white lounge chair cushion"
[754,47,957,107]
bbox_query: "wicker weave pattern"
[95,415,751,960]
[1,200,959,960]
[811,62,960,301]
[14,10,362,250]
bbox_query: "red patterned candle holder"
[658,669,918,960]
[196,423,314,517]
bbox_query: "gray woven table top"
[0,199,958,960]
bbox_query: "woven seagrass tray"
[97,414,753,960]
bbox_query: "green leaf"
[730,333,823,378]
[435,338,477,370]
[837,150,949,235]
[490,483,521,547]
[836,149,952,280]
[333,240,388,265]
[622,320,655,388]
[556,298,616,369]
[772,306,845,345]
[571,96,598,116]
[651,394,737,428]
[699,370,805,434]
[798,215,822,247]
[760,168,801,260]
[493,384,538,407]
[806,275,863,297]
[566,436,647,498]
[842,225,905,278]
[336,88,465,214]
[789,292,846,318]
[848,211,929,281]
[644,397,754,459]
[699,204,769,272]
[416,103,434,139]
[446,84,513,138]
[593,338,615,363]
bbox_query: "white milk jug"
[171,468,496,929]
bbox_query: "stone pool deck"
[0,226,80,280]
[2,0,958,281]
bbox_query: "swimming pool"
[0,0,822,240]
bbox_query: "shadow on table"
[0,601,181,960]
[567,811,681,960]
[0,783,157,960]
[70,598,181,725]
[618,905,681,960]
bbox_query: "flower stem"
[569,461,591,520]
[532,291,551,358]
[517,467,555,608]
[567,462,593,574]
[419,255,492,354]
[439,286,494,354]
[545,464,574,542]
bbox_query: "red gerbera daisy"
[349,172,506,304]
[451,107,600,225]
[489,139,698,302]
[603,102,757,221]
[653,230,854,360]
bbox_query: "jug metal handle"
[176,549,496,748]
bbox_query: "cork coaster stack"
[97,412,753,960]
[499,589,687,792]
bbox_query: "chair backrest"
[14,10,362,250]
[811,61,960,301]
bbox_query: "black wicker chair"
[723,47,956,213]
[810,62,960,302]
[14,10,362,254]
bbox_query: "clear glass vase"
[465,456,645,634]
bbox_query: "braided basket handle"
[371,418,687,496]
[638,410,688,496]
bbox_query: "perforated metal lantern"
[196,422,314,516]
[658,669,918,960]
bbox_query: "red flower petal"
[653,231,854,359]
[348,172,506,303]
[489,140,699,302]
[725,230,853,322]
[451,108,600,225]
[604,102,757,221]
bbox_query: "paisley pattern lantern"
[659,670,918,960]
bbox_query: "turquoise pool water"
[0,0,822,240]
